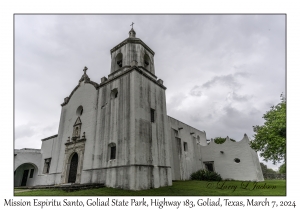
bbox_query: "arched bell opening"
[115,53,123,70]
[144,54,150,71]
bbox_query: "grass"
[15,180,286,196]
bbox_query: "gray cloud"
[14,15,286,170]
[232,92,251,102]
[202,74,240,89]
[225,91,252,102]
[201,71,250,90]
[234,71,250,77]
[190,86,202,97]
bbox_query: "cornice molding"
[65,138,86,146]
[110,38,155,55]
[41,134,58,141]
[99,66,166,90]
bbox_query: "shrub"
[190,169,222,181]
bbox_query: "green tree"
[266,168,277,174]
[250,94,286,164]
[279,163,286,174]
[214,137,236,144]
[260,162,277,179]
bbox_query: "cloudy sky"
[15,15,285,169]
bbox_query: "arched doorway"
[68,153,78,183]
[62,140,86,184]
[14,163,38,187]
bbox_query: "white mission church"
[14,27,264,190]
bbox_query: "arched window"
[144,54,150,70]
[76,106,83,116]
[116,53,123,68]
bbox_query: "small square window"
[204,162,214,172]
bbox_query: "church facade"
[14,28,264,190]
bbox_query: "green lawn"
[15,180,286,196]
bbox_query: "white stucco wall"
[40,80,99,186]
[39,135,57,185]
[168,116,207,180]
[59,81,98,184]
[200,135,264,181]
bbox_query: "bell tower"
[109,25,155,76]
[93,25,172,190]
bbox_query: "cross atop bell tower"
[129,22,136,38]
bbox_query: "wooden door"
[68,153,78,183]
[21,170,29,186]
